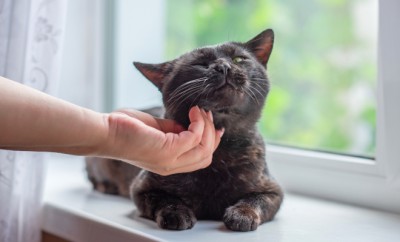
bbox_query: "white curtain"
[0,0,67,242]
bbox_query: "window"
[166,0,377,158]
[105,0,400,213]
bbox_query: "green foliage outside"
[166,0,376,157]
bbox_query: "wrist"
[58,110,110,157]
[83,112,110,156]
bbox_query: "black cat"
[130,29,283,232]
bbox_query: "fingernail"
[207,111,214,122]
[218,128,225,138]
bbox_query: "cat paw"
[223,205,261,232]
[155,204,196,230]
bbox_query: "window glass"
[166,0,377,157]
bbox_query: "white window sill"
[42,156,400,242]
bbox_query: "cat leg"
[99,180,120,195]
[134,190,197,230]
[223,188,283,232]
[85,157,121,195]
[88,177,120,195]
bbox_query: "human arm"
[0,76,223,175]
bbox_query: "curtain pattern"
[0,0,67,241]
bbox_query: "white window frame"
[267,0,400,213]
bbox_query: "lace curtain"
[0,0,67,241]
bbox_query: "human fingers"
[162,109,220,171]
[214,128,224,151]
[152,106,208,173]
[138,108,213,175]
[117,109,185,134]
[133,115,223,176]
[155,118,186,133]
[197,110,216,156]
[113,109,161,129]
[196,110,223,155]
[167,106,205,155]
[167,126,215,173]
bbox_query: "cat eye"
[193,63,209,69]
[232,56,245,64]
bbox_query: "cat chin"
[199,105,233,117]
[214,84,245,97]
[214,106,231,114]
[198,90,244,112]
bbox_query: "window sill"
[267,145,400,213]
[42,156,400,242]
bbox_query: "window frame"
[267,0,400,213]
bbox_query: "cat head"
[134,29,274,132]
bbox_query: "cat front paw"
[155,204,196,230]
[223,204,261,232]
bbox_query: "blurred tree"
[166,0,376,157]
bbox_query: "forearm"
[0,76,108,155]
[0,76,222,174]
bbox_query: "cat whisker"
[168,87,203,111]
[204,84,215,102]
[248,85,266,99]
[251,81,269,93]
[248,88,263,104]
[251,77,268,80]
[251,79,269,85]
[172,89,202,111]
[168,77,206,94]
[167,82,205,103]
[168,89,201,111]
[244,88,259,105]
[168,79,209,111]
[167,79,207,104]
[168,78,207,98]
[189,82,211,108]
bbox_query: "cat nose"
[215,62,231,76]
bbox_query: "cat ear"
[245,29,274,66]
[133,61,172,89]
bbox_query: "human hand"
[96,106,224,175]
[0,76,224,170]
